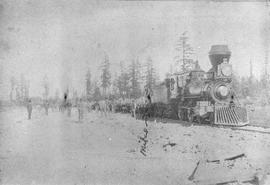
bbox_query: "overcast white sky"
[0,0,269,99]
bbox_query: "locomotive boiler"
[164,45,248,126]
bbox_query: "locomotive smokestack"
[209,45,231,69]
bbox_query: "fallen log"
[215,175,259,185]
[188,161,200,181]
[194,172,259,185]
[206,159,220,163]
[215,180,238,185]
[163,142,177,148]
[242,175,259,185]
[225,153,245,161]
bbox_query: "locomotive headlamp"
[221,65,232,76]
[217,85,229,97]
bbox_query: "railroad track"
[132,114,270,135]
[159,118,270,135]
[230,125,270,135]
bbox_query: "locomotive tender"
[153,45,249,126]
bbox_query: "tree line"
[9,30,269,106]
[232,72,270,105]
[87,55,159,101]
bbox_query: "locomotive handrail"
[183,96,201,99]
[178,106,192,109]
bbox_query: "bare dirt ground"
[0,107,270,185]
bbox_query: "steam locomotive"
[151,45,249,126]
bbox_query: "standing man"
[78,98,84,122]
[144,86,152,127]
[26,99,33,120]
[44,100,49,115]
[67,99,72,117]
[144,86,152,104]
[131,99,137,119]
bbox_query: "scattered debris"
[163,142,177,148]
[215,180,237,185]
[188,161,200,181]
[207,153,246,163]
[242,175,259,185]
[214,175,259,185]
[139,136,148,142]
[140,150,146,156]
[225,153,246,161]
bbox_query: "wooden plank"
[194,172,257,185]
[188,161,200,181]
[207,153,245,163]
[225,153,245,161]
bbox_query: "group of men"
[25,99,53,120]
[25,86,153,123]
[25,97,113,122]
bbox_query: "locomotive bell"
[209,45,231,68]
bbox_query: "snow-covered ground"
[0,107,270,185]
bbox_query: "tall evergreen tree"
[145,56,156,91]
[93,81,102,101]
[231,71,242,97]
[9,76,16,101]
[116,61,130,99]
[240,77,249,98]
[129,59,141,98]
[25,80,30,100]
[19,74,29,102]
[43,75,49,100]
[112,74,120,98]
[55,89,60,100]
[20,74,26,101]
[86,69,91,101]
[175,31,195,72]
[100,54,111,97]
